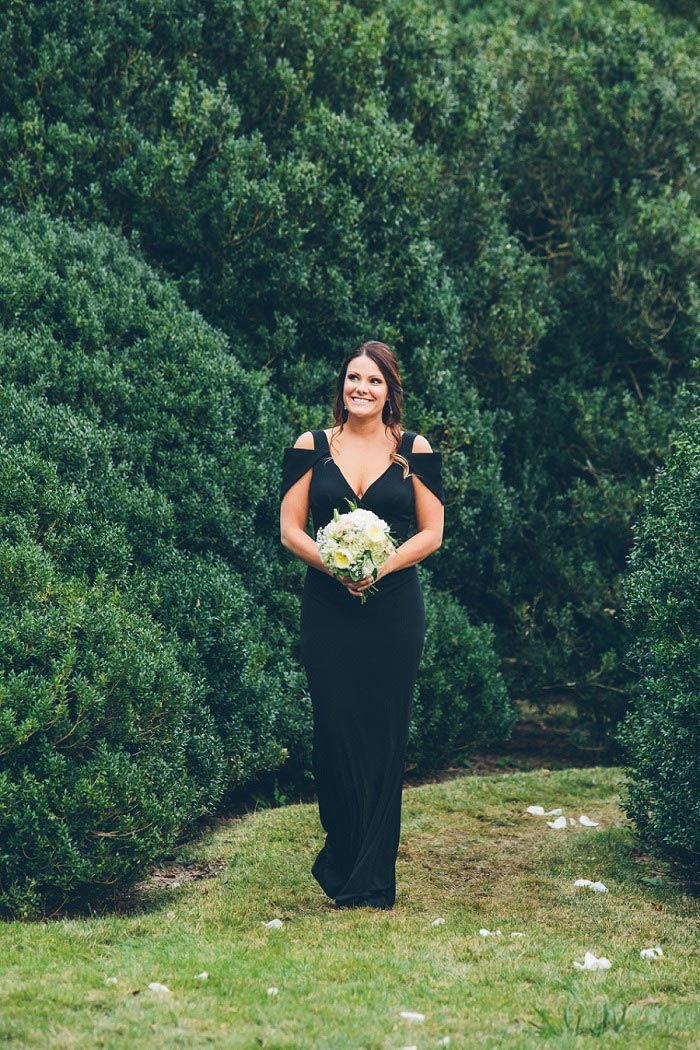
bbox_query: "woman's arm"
[280,432,329,574]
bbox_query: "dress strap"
[401,432,445,504]
[310,429,331,451]
[280,432,328,500]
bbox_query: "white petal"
[400,1011,425,1023]
[104,977,118,986]
[574,879,608,892]
[579,815,599,827]
[479,928,492,936]
[510,932,525,938]
[148,982,172,994]
[431,917,445,926]
[546,815,567,829]
[194,972,209,981]
[640,947,663,959]
[526,805,545,815]
[573,952,612,971]
[568,817,577,826]
[267,986,279,996]
[261,919,284,929]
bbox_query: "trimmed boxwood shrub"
[0,536,224,918]
[0,207,305,796]
[409,581,515,772]
[620,410,700,869]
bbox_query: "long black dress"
[281,429,444,909]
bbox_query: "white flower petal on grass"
[526,806,563,816]
[546,815,568,829]
[400,1011,425,1023]
[104,977,118,986]
[573,952,612,971]
[640,947,663,959]
[479,928,502,937]
[510,932,525,938]
[194,972,209,981]
[267,987,279,996]
[574,879,608,893]
[431,917,446,926]
[579,815,600,827]
[148,982,172,994]
[261,919,284,929]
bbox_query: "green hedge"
[620,410,700,869]
[0,208,304,795]
[410,582,515,772]
[0,535,223,918]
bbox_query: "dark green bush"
[0,536,223,918]
[0,207,304,792]
[409,582,515,772]
[619,411,700,870]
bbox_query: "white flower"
[546,815,568,829]
[267,986,279,996]
[573,952,612,971]
[262,919,284,929]
[578,815,599,827]
[400,1011,425,1022]
[640,947,663,959]
[332,548,351,569]
[148,982,172,994]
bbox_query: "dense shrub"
[0,208,304,792]
[3,0,700,762]
[619,411,700,870]
[409,582,515,772]
[0,535,223,918]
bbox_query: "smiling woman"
[280,341,444,909]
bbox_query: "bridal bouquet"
[316,502,395,603]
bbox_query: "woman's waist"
[304,564,419,601]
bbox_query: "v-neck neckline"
[322,429,402,503]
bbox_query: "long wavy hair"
[331,341,410,476]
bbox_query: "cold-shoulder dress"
[281,429,444,909]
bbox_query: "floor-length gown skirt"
[300,566,425,909]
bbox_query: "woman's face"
[343,355,389,421]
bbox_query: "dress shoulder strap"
[280,433,328,500]
[310,429,331,451]
[400,431,418,453]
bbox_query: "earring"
[342,404,349,423]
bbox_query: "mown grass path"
[2,768,699,1048]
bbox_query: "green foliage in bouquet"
[619,410,700,870]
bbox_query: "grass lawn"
[1,766,699,1048]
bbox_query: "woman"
[280,341,444,909]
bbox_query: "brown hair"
[331,341,410,476]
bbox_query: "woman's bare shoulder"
[409,433,433,453]
[294,431,316,450]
